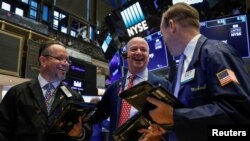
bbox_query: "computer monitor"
[101,33,112,53]
[144,31,169,71]
[62,76,84,95]
[200,14,250,58]
[109,51,123,83]
[173,14,250,64]
[64,57,97,96]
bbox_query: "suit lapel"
[148,72,159,84]
[186,35,208,71]
[148,72,153,82]
[30,80,68,115]
[50,85,65,114]
[148,72,163,87]
[179,35,208,92]
[29,79,48,115]
[50,83,78,115]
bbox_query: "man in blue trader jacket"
[88,36,172,141]
[142,2,250,141]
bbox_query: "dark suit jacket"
[88,72,172,140]
[171,35,250,141]
[0,79,84,141]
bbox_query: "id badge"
[181,69,195,84]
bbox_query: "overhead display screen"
[200,14,250,58]
[109,51,122,82]
[144,31,169,71]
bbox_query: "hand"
[138,124,166,141]
[68,116,84,138]
[147,97,174,125]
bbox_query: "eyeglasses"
[43,55,72,65]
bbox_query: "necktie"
[174,55,186,97]
[44,83,55,113]
[118,74,136,127]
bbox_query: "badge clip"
[60,86,72,98]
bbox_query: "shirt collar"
[126,68,148,81]
[183,34,201,62]
[38,74,61,89]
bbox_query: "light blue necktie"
[44,83,55,113]
[174,55,186,97]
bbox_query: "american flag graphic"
[216,69,239,86]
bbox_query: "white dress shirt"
[181,34,201,81]
[38,74,60,97]
[125,68,148,118]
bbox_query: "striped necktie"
[44,83,55,113]
[118,74,136,127]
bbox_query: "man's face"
[160,19,178,56]
[42,44,70,82]
[126,37,149,74]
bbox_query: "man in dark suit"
[88,37,172,140]
[143,2,250,141]
[0,40,85,141]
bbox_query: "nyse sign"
[120,2,148,37]
[127,20,148,37]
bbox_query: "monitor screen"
[200,14,250,58]
[123,31,169,71]
[101,33,112,53]
[65,57,97,95]
[2,2,11,11]
[144,31,169,71]
[62,76,84,95]
[64,58,85,95]
[67,59,85,79]
[109,51,123,83]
